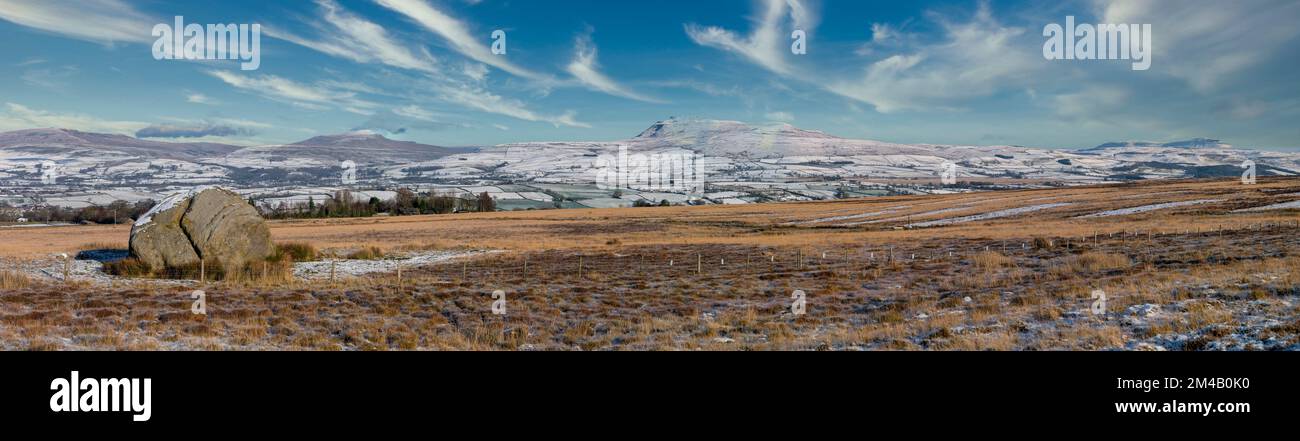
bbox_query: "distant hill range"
[1,119,1297,208]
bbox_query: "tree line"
[0,188,500,224]
[0,200,156,224]
[257,189,497,220]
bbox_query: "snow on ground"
[1119,191,1189,200]
[3,250,495,285]
[0,256,133,285]
[294,250,494,280]
[791,206,910,225]
[840,206,973,226]
[1077,199,1223,218]
[910,203,1073,227]
[1233,200,1300,212]
[0,222,75,229]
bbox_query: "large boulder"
[129,186,273,273]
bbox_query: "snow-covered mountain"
[219,130,474,169]
[0,128,241,160]
[1,119,1296,209]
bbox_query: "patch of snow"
[134,185,220,227]
[1077,199,1222,218]
[293,250,494,280]
[792,206,910,225]
[1233,200,1300,212]
[909,203,1072,227]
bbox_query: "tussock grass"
[274,242,318,262]
[347,246,385,260]
[1057,252,1131,274]
[1,270,32,289]
[102,257,152,277]
[972,251,1014,270]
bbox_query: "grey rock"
[129,186,272,274]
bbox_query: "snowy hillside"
[1,119,1297,209]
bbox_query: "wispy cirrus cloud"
[431,79,589,128]
[186,93,218,105]
[206,70,379,115]
[0,0,155,44]
[374,0,545,80]
[827,3,1040,113]
[690,1,1041,113]
[685,0,815,77]
[270,0,585,127]
[270,0,440,74]
[0,102,146,134]
[566,31,666,104]
[1094,0,1300,92]
[20,65,79,91]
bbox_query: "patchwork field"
[2,177,1299,350]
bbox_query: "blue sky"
[0,0,1297,149]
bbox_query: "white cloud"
[687,1,1042,113]
[21,65,78,90]
[0,0,155,44]
[685,0,812,77]
[393,105,439,122]
[374,0,544,80]
[186,93,217,105]
[1094,0,1300,91]
[430,80,589,128]
[827,2,1041,113]
[0,102,146,134]
[765,111,795,122]
[272,0,583,127]
[1053,87,1129,123]
[566,32,665,104]
[270,0,439,74]
[206,70,378,114]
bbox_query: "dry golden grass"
[973,251,1014,270]
[1055,252,1132,275]
[0,271,31,290]
[2,177,1300,350]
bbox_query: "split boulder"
[129,186,273,273]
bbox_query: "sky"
[0,0,1297,150]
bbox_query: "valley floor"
[2,177,1299,350]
